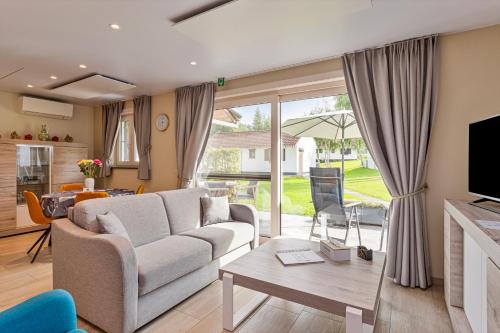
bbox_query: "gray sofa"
[52,187,259,333]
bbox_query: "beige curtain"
[102,101,124,177]
[342,36,439,288]
[133,96,152,180]
[175,82,216,188]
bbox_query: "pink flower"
[93,159,103,167]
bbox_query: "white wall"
[362,154,378,170]
[282,147,297,174]
[239,141,316,175]
[296,137,316,175]
[241,148,271,173]
[240,147,299,174]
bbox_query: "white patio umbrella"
[281,110,362,187]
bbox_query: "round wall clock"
[155,113,169,131]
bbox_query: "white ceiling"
[0,0,500,105]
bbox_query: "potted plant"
[77,159,103,191]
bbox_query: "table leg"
[222,272,269,332]
[223,273,234,331]
[346,307,374,333]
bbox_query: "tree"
[200,148,240,174]
[262,115,271,130]
[252,108,264,130]
[334,94,352,110]
[251,108,270,130]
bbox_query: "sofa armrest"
[52,219,138,333]
[229,203,259,248]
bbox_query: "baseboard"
[432,277,444,286]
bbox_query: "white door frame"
[215,79,347,238]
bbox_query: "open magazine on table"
[275,248,325,266]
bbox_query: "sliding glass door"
[206,90,390,251]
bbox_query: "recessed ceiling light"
[190,61,197,66]
[27,84,34,88]
[110,23,121,30]
[79,64,87,69]
[50,75,57,80]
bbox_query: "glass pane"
[119,119,130,162]
[198,103,272,236]
[280,94,390,251]
[16,145,51,204]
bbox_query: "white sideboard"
[444,200,500,333]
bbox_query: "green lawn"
[238,160,390,216]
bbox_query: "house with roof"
[208,130,316,175]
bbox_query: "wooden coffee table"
[219,238,386,333]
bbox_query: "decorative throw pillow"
[96,211,131,242]
[201,195,231,226]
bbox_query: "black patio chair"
[309,167,362,245]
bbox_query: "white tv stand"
[444,200,500,333]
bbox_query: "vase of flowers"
[77,159,103,191]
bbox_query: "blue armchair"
[0,289,86,333]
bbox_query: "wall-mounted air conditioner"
[18,96,74,120]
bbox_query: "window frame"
[213,77,348,238]
[112,107,139,168]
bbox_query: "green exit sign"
[217,77,225,87]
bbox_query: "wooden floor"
[0,232,453,333]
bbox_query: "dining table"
[40,189,136,218]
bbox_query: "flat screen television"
[469,114,500,203]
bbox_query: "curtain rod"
[101,95,151,106]
[343,34,438,56]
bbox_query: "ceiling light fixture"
[190,61,197,66]
[27,84,34,88]
[79,64,87,69]
[110,23,121,30]
[50,75,57,80]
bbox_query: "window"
[249,149,256,159]
[113,109,139,167]
[264,148,271,162]
[282,148,286,162]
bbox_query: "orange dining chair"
[136,185,145,194]
[74,192,109,204]
[24,191,54,264]
[59,183,84,192]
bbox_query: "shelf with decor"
[0,140,88,236]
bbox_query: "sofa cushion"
[135,235,212,296]
[72,193,170,247]
[96,211,131,242]
[181,222,254,259]
[201,195,231,226]
[156,188,209,234]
